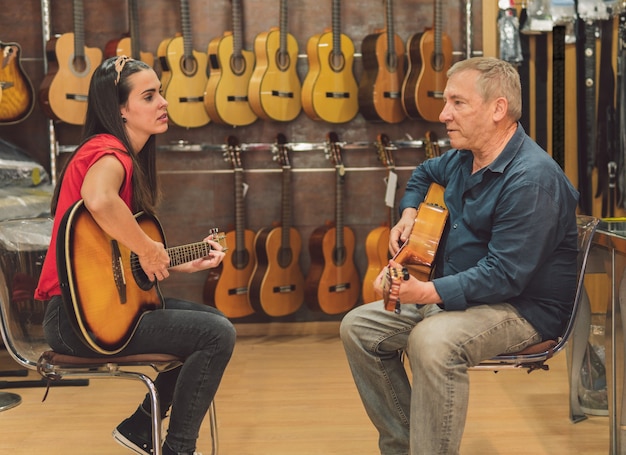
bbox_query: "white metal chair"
[0,217,218,455]
[470,214,600,423]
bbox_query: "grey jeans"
[340,300,541,455]
[43,295,236,453]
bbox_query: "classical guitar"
[249,134,305,317]
[362,134,397,303]
[57,199,224,355]
[203,136,256,319]
[358,0,406,124]
[401,0,453,122]
[0,40,35,125]
[204,0,257,126]
[157,0,209,128]
[301,0,359,123]
[382,183,448,312]
[104,0,154,67]
[39,0,102,125]
[248,0,301,122]
[305,132,360,314]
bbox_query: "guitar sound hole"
[333,246,347,266]
[276,51,291,72]
[232,249,250,270]
[180,56,198,77]
[277,247,293,268]
[69,55,90,77]
[230,55,247,76]
[431,52,444,72]
[386,52,397,71]
[130,254,155,291]
[329,52,345,73]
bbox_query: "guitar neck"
[385,0,396,57]
[180,0,193,59]
[128,0,141,59]
[167,241,212,268]
[278,0,288,54]
[434,0,442,57]
[73,0,85,59]
[234,168,247,250]
[232,0,244,58]
[281,162,292,248]
[331,0,342,56]
[335,163,345,250]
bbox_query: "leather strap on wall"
[552,25,566,169]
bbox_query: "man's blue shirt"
[399,124,579,340]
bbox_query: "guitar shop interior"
[0,0,621,454]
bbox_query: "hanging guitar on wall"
[104,0,154,67]
[0,40,35,125]
[401,0,452,122]
[39,0,102,125]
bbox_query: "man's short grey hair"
[447,57,522,121]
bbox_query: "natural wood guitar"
[249,134,305,317]
[58,199,224,355]
[38,0,102,125]
[362,134,397,303]
[0,40,35,124]
[305,132,360,314]
[301,0,358,124]
[204,0,257,126]
[248,0,301,122]
[401,0,453,122]
[157,0,209,128]
[382,183,448,312]
[104,0,154,67]
[358,0,406,124]
[203,136,256,319]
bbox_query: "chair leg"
[209,400,218,455]
[124,371,164,455]
[568,288,591,423]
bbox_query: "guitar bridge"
[110,240,127,304]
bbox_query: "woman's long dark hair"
[50,56,160,216]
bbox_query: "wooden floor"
[0,322,610,454]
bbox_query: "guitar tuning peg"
[402,267,410,280]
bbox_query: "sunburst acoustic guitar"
[249,133,305,317]
[0,40,35,125]
[58,199,225,355]
[157,0,209,128]
[382,183,448,313]
[204,0,257,126]
[358,0,406,124]
[39,0,102,125]
[301,0,358,124]
[362,133,398,303]
[248,0,301,122]
[203,136,256,319]
[401,0,453,122]
[305,132,360,314]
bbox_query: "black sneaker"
[113,415,154,455]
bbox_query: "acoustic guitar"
[358,0,406,124]
[248,0,301,122]
[249,134,305,317]
[57,199,225,355]
[203,136,256,319]
[301,0,359,124]
[382,183,448,312]
[39,0,102,125]
[305,132,360,314]
[401,0,453,122]
[204,0,257,126]
[157,0,209,128]
[0,40,35,125]
[362,134,397,303]
[104,0,154,67]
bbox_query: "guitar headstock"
[375,133,395,169]
[424,131,441,160]
[272,132,291,167]
[223,135,242,170]
[383,265,410,313]
[325,131,344,168]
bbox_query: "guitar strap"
[595,18,617,217]
[518,6,531,133]
[552,25,566,169]
[574,0,596,214]
[534,33,548,150]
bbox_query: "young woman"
[35,56,236,455]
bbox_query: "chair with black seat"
[470,214,600,424]
[0,217,218,455]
